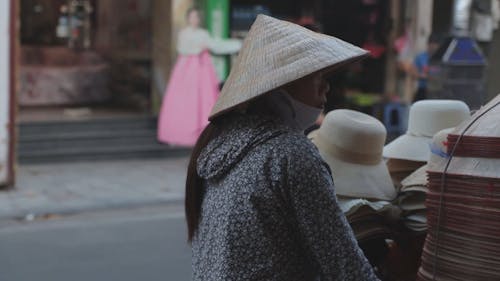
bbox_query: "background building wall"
[95,0,152,54]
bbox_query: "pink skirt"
[157,51,219,146]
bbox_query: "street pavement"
[0,204,191,281]
[0,157,189,220]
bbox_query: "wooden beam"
[151,0,172,114]
[8,0,19,186]
[151,0,194,114]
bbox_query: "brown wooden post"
[152,0,172,114]
[151,0,194,114]
[3,0,19,188]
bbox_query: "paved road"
[0,204,191,281]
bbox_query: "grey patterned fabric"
[193,113,379,281]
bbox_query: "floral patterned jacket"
[193,113,379,281]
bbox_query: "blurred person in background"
[185,15,380,281]
[157,7,240,147]
[411,34,440,102]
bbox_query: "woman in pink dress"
[158,8,240,146]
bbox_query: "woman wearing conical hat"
[186,15,379,280]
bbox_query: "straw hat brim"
[337,198,392,216]
[320,151,397,201]
[401,185,429,193]
[383,133,432,162]
[399,193,426,211]
[427,156,500,179]
[404,223,427,232]
[401,165,428,188]
[211,55,368,120]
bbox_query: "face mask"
[266,91,322,131]
[284,93,323,131]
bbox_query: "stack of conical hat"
[417,94,500,281]
[398,165,428,233]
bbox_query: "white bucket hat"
[309,109,396,201]
[383,100,470,162]
[209,14,369,120]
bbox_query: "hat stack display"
[309,109,398,245]
[398,166,428,233]
[417,94,500,281]
[385,158,426,188]
[397,128,456,233]
[383,100,471,188]
[383,100,470,162]
[384,100,470,233]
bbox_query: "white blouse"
[177,27,242,56]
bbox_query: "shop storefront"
[219,0,412,113]
[14,0,176,164]
[18,0,154,121]
[11,0,430,165]
[15,0,408,124]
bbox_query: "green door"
[204,0,230,81]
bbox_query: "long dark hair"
[185,97,277,242]
[185,119,222,242]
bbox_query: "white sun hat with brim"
[309,109,397,201]
[383,100,470,162]
[209,14,369,120]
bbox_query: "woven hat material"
[310,109,396,201]
[427,94,500,178]
[401,165,427,189]
[452,94,500,138]
[416,95,500,281]
[428,127,500,179]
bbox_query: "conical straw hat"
[209,14,369,120]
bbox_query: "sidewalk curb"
[0,194,185,222]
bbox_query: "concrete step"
[19,129,157,142]
[17,116,190,163]
[19,116,157,136]
[18,147,191,164]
